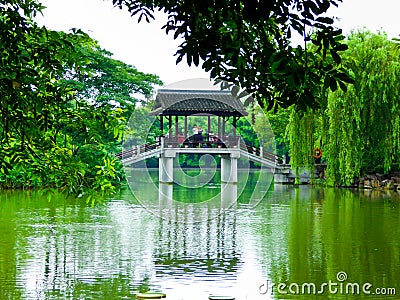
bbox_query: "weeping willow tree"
[325,30,400,185]
[324,83,363,186]
[287,30,400,186]
[286,108,319,184]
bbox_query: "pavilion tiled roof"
[149,89,248,117]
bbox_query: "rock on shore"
[357,173,400,190]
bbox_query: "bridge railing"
[239,141,284,164]
[115,136,284,165]
[115,141,161,160]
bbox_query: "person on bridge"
[208,131,214,147]
[192,124,198,135]
[192,124,199,147]
[198,127,204,143]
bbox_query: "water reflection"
[0,186,399,299]
[133,169,246,224]
[158,182,237,221]
[128,167,273,224]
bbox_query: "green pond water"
[0,170,400,299]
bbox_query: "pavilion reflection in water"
[153,200,242,276]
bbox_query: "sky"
[35,0,400,86]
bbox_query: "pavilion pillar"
[159,144,177,183]
[222,117,226,139]
[168,115,172,136]
[218,116,221,138]
[207,116,211,134]
[175,115,179,138]
[184,116,188,138]
[220,155,238,183]
[159,156,174,183]
[159,139,176,183]
[233,116,237,136]
[160,115,163,135]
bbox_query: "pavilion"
[147,89,250,183]
[149,89,248,147]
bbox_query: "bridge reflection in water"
[158,182,237,215]
[126,162,276,225]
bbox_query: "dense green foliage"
[0,1,162,195]
[287,31,400,185]
[112,0,353,110]
[263,107,290,157]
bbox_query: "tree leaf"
[315,17,334,24]
[330,49,342,64]
[329,77,338,92]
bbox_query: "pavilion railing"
[164,134,240,148]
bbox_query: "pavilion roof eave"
[150,111,246,117]
[148,89,248,117]
[148,107,163,116]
